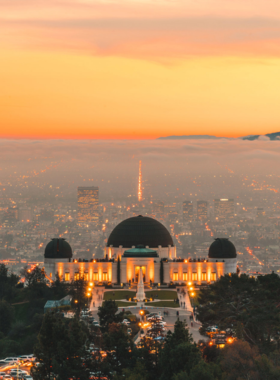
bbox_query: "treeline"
[32,299,280,380]
[0,264,87,358]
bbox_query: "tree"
[160,260,164,284]
[135,337,163,380]
[120,361,147,380]
[219,340,259,380]
[172,361,221,380]
[0,301,14,334]
[21,266,46,288]
[160,320,201,380]
[102,322,133,377]
[117,256,121,285]
[197,273,280,351]
[0,263,19,300]
[32,313,88,380]
[69,277,88,315]
[98,300,123,332]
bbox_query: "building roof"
[123,245,159,258]
[44,238,72,259]
[208,238,237,259]
[107,215,174,248]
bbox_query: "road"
[91,306,206,343]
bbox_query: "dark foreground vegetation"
[0,263,280,379]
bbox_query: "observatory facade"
[44,216,237,286]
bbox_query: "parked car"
[0,372,6,379]
[0,358,19,364]
[19,355,35,363]
[91,321,100,327]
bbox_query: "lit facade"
[214,199,234,220]
[77,186,99,226]
[44,218,237,287]
[197,201,208,220]
[183,201,193,223]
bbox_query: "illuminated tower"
[138,160,142,202]
[77,186,99,226]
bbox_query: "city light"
[138,160,142,202]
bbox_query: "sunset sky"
[1,0,280,139]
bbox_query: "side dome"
[107,215,173,248]
[208,238,236,259]
[44,238,72,259]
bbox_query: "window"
[183,272,188,281]
[93,272,98,281]
[192,272,198,281]
[84,272,88,281]
[74,272,79,281]
[65,272,70,281]
[211,272,217,281]
[173,272,178,281]
[202,272,207,281]
[103,272,108,281]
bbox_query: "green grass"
[102,301,137,307]
[104,291,136,300]
[189,290,200,307]
[146,290,177,300]
[148,301,180,308]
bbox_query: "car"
[127,328,132,335]
[91,321,100,327]
[10,370,28,376]
[0,372,6,379]
[2,358,19,364]
[18,355,35,363]
[22,376,33,380]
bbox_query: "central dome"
[107,216,173,248]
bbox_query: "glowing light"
[227,338,233,344]
[138,160,142,202]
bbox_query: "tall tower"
[138,160,142,202]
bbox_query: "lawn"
[146,290,177,300]
[148,301,180,308]
[189,290,200,307]
[102,301,137,307]
[104,291,136,301]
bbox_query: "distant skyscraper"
[77,187,99,225]
[153,200,164,215]
[183,201,193,222]
[197,201,208,220]
[214,199,234,220]
[138,160,142,202]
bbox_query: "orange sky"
[1,0,280,139]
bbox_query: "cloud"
[2,8,280,59]
[257,135,270,140]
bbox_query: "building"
[77,186,99,226]
[197,201,208,220]
[44,216,237,286]
[183,201,193,223]
[18,207,33,223]
[214,199,234,220]
[152,200,164,215]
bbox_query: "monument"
[135,267,146,301]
